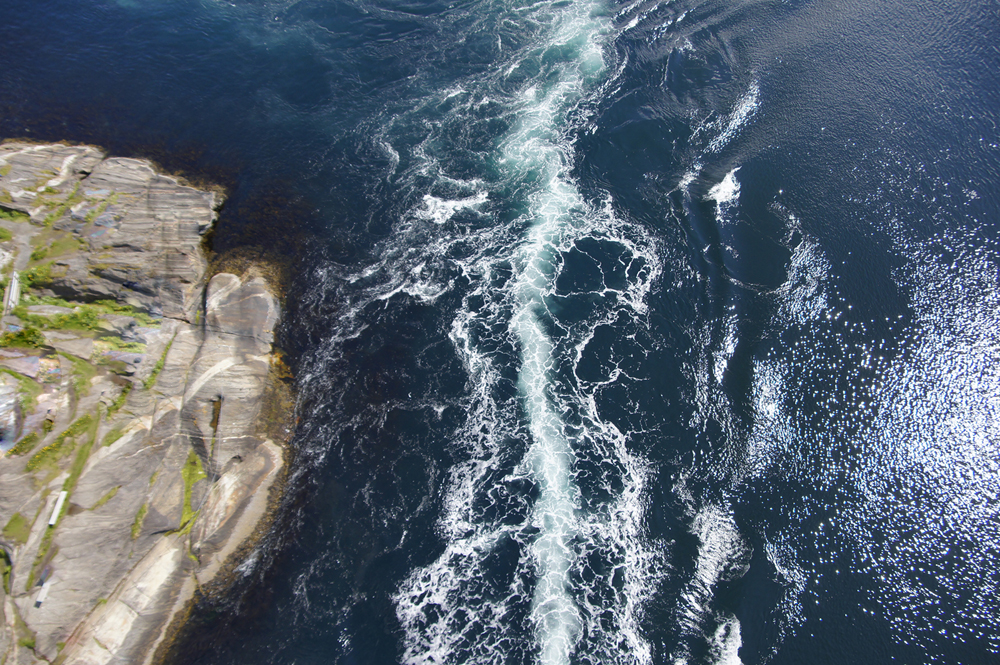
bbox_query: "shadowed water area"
[2,0,999,663]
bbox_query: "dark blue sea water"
[3,0,1000,663]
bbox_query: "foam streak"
[391,2,665,663]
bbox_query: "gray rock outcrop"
[0,143,217,320]
[0,142,291,665]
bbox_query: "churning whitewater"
[5,0,999,661]
[387,1,664,663]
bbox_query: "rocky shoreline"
[0,142,293,664]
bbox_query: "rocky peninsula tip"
[0,142,293,665]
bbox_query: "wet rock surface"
[0,143,289,665]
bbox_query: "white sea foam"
[687,505,748,617]
[679,80,760,198]
[707,167,742,232]
[677,168,699,192]
[416,192,489,224]
[706,168,741,208]
[388,1,666,663]
[708,616,744,665]
[669,500,750,665]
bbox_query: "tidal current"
[2,0,999,663]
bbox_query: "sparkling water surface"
[2,0,999,663]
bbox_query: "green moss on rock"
[131,503,148,540]
[6,432,40,457]
[2,512,30,545]
[0,327,45,349]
